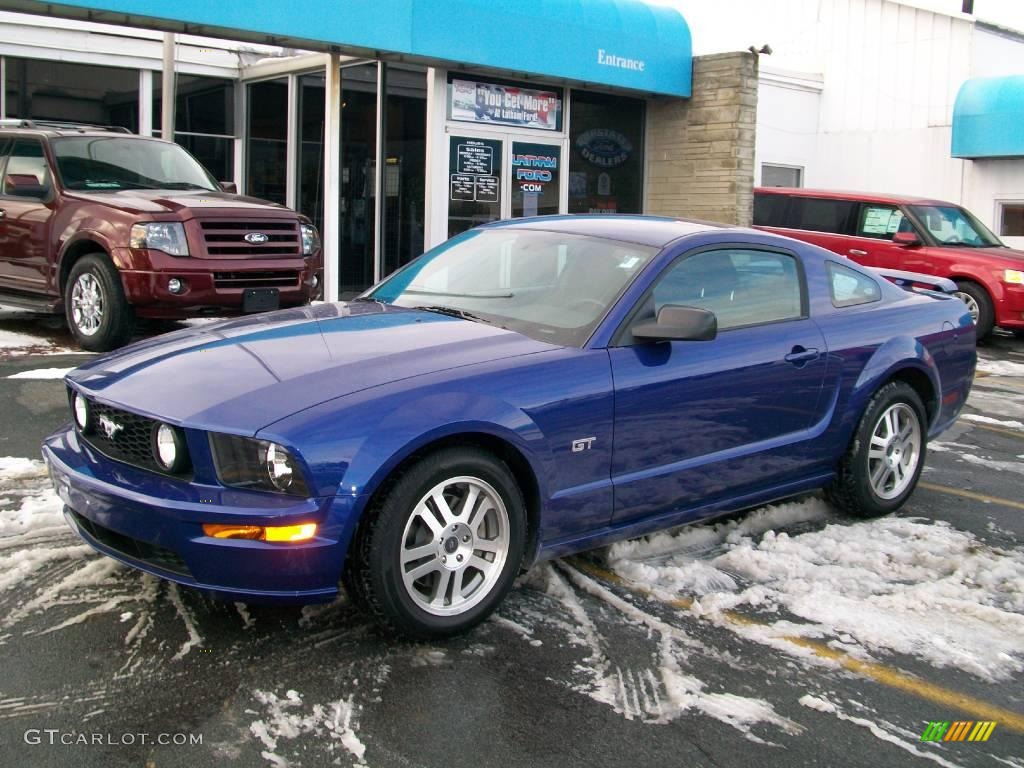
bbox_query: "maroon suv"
[0,121,322,351]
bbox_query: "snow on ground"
[7,367,73,380]
[607,500,1024,682]
[960,413,1024,430]
[976,358,1024,377]
[249,688,366,767]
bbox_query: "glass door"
[510,140,561,219]
[447,135,503,238]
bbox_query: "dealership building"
[0,0,769,301]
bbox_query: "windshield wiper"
[159,182,214,190]
[412,305,490,324]
[404,289,515,299]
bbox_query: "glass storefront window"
[511,141,560,219]
[154,74,235,182]
[381,66,427,278]
[298,72,326,234]
[338,64,379,298]
[447,136,503,238]
[568,91,645,215]
[246,78,288,205]
[4,57,138,131]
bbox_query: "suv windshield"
[367,228,658,346]
[51,136,218,192]
[909,204,1003,248]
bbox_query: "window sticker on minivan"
[861,206,903,236]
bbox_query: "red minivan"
[754,187,1024,340]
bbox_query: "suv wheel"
[345,447,527,639]
[951,280,994,341]
[65,254,134,352]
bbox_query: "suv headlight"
[209,433,311,497]
[1004,269,1024,285]
[300,223,320,256]
[130,222,190,256]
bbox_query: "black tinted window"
[753,193,789,226]
[790,197,856,234]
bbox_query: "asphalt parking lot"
[0,309,1022,768]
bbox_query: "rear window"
[790,197,857,234]
[753,193,789,226]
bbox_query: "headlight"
[1004,269,1024,285]
[300,223,320,256]
[209,433,311,497]
[130,222,190,256]
[72,392,92,433]
[152,423,190,473]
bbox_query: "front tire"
[344,447,527,639]
[65,254,134,352]
[826,381,927,518]
[951,280,994,341]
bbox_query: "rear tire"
[825,381,927,518]
[951,280,994,341]
[344,447,527,639]
[65,254,134,352]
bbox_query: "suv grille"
[199,220,301,257]
[213,270,300,289]
[74,394,190,478]
[70,511,191,577]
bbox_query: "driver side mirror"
[632,305,718,342]
[219,181,238,194]
[5,173,50,199]
[893,231,921,247]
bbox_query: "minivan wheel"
[825,381,927,518]
[344,447,526,639]
[65,254,134,352]
[951,280,994,341]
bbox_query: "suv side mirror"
[5,173,50,199]
[632,305,718,342]
[219,181,238,194]
[893,231,921,247]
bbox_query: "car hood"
[938,245,1024,264]
[66,302,557,434]
[65,189,294,216]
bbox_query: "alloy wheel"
[399,475,510,617]
[952,290,979,324]
[70,273,104,336]
[867,403,922,500]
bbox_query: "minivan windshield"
[51,136,219,192]
[909,204,1003,248]
[367,228,658,347]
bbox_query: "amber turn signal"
[202,522,317,542]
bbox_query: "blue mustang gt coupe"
[43,216,976,638]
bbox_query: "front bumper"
[994,283,1024,330]
[43,426,355,604]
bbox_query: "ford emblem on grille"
[244,232,269,244]
[98,415,124,440]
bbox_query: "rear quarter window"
[790,197,857,235]
[753,193,789,226]
[828,261,881,308]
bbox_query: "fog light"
[311,273,320,290]
[202,522,317,542]
[72,392,92,432]
[168,278,185,294]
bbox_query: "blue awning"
[952,75,1024,159]
[28,0,692,97]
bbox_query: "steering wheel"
[569,298,606,314]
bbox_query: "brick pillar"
[645,52,759,226]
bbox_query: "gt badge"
[571,437,596,452]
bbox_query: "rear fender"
[850,335,941,428]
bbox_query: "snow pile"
[0,328,52,352]
[976,358,1024,377]
[960,413,1024,430]
[609,502,1024,682]
[7,367,73,380]
[249,688,366,766]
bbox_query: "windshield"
[51,136,219,192]
[909,204,1003,248]
[367,228,658,346]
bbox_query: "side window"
[652,249,804,331]
[856,204,906,240]
[3,139,52,197]
[753,193,789,226]
[790,197,857,234]
[828,262,881,307]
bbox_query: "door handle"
[848,248,868,256]
[784,346,820,366]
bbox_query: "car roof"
[481,214,725,248]
[0,120,140,138]
[755,186,956,207]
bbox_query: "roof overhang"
[0,0,692,97]
[952,75,1024,159]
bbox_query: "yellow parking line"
[961,421,1024,441]
[918,481,1024,511]
[568,558,1024,733]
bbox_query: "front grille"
[199,220,301,257]
[213,270,300,289]
[71,510,191,577]
[74,394,190,479]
